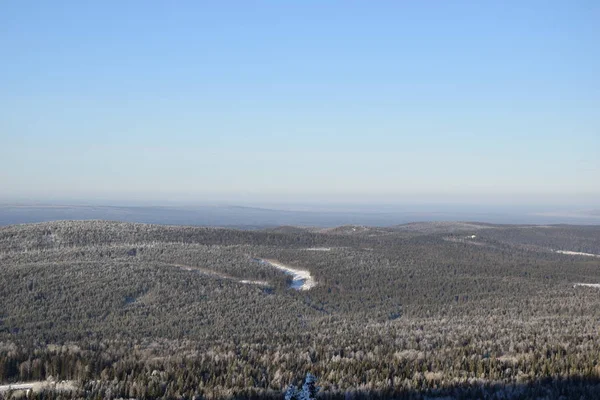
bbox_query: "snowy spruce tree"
[284,373,319,400]
[284,384,298,400]
[299,373,319,400]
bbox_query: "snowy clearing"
[258,259,316,291]
[573,283,600,289]
[555,250,600,258]
[0,380,76,393]
[239,279,269,286]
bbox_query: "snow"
[259,259,316,290]
[240,279,269,286]
[304,247,331,251]
[555,250,600,258]
[0,380,76,393]
[574,283,600,289]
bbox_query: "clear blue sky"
[1,1,599,206]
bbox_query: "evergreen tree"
[284,384,298,400]
[299,373,319,400]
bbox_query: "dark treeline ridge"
[1,221,600,399]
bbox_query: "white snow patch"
[259,259,316,291]
[574,283,600,289]
[556,250,600,258]
[239,279,269,286]
[304,247,331,251]
[0,381,76,393]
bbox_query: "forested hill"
[1,221,600,399]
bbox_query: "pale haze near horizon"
[1,1,599,207]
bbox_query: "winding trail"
[171,260,316,290]
[257,259,316,291]
[167,263,268,286]
[444,236,600,259]
[172,259,317,290]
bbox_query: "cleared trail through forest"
[256,259,316,291]
[168,260,317,290]
[167,263,268,286]
[555,250,600,258]
[574,283,600,289]
[445,236,600,259]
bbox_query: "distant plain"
[1,204,599,228]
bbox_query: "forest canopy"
[1,221,600,399]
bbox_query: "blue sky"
[1,1,599,206]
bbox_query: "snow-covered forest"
[1,221,600,399]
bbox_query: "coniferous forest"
[1,221,600,399]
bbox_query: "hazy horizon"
[2,197,600,212]
[2,201,600,228]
